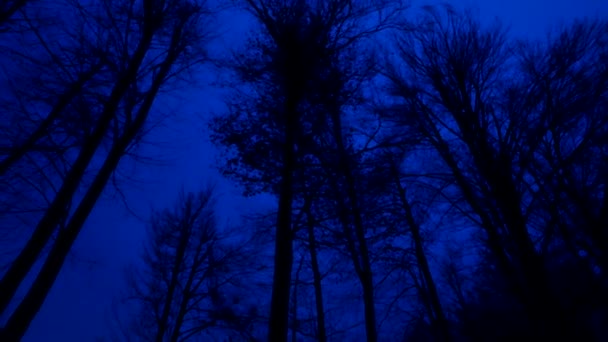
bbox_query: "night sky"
[5,0,608,341]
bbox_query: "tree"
[388,155,450,341]
[516,20,608,274]
[0,0,215,339]
[381,5,608,339]
[116,187,257,342]
[0,0,114,315]
[0,0,106,254]
[211,1,403,340]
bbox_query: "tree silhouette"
[211,1,403,340]
[1,2,606,340]
[0,0,215,339]
[381,6,608,339]
[114,187,257,341]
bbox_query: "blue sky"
[16,0,608,340]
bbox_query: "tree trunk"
[0,41,171,338]
[0,28,154,317]
[427,129,520,297]
[290,255,304,342]
[171,204,216,342]
[305,205,327,342]
[268,101,296,342]
[156,229,190,342]
[391,162,450,342]
[170,260,198,342]
[331,110,377,342]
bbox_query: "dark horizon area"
[1,0,608,341]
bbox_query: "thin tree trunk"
[170,241,213,342]
[291,255,303,342]
[172,237,216,342]
[331,111,377,342]
[156,230,190,342]
[390,162,450,342]
[169,292,189,342]
[425,124,520,296]
[305,205,327,342]
[170,255,199,342]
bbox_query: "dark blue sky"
[18,0,608,341]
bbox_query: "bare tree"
[516,20,608,273]
[0,0,215,339]
[212,1,403,340]
[387,156,450,341]
[0,1,107,254]
[114,187,257,342]
[381,5,608,339]
[381,8,542,334]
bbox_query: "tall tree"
[388,156,450,341]
[211,1,402,340]
[0,0,214,339]
[0,0,106,250]
[381,6,608,339]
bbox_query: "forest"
[1,0,608,341]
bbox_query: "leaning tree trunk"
[0,25,155,317]
[0,40,176,340]
[390,162,450,342]
[330,109,377,342]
